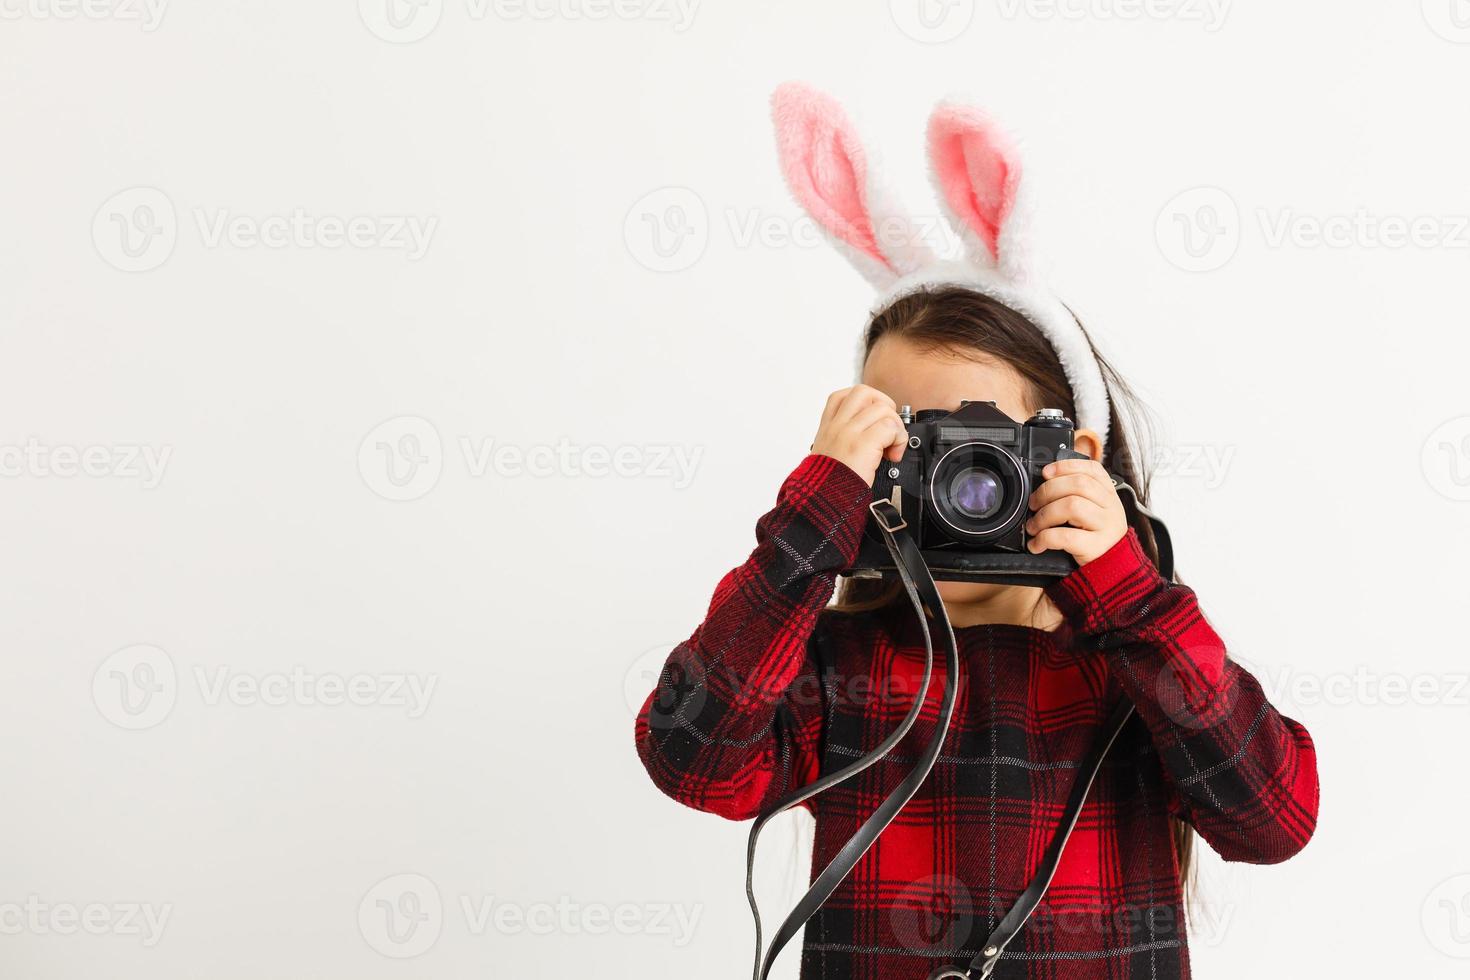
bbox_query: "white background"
[2,2,1468,977]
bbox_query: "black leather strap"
[869,547,1078,586]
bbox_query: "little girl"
[635,85,1318,980]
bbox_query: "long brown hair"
[833,285,1195,891]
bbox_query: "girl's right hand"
[810,385,909,487]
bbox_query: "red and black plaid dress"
[635,454,1319,980]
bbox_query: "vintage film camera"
[847,399,1088,585]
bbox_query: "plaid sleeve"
[635,453,871,821]
[1044,529,1320,864]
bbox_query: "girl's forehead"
[861,336,1033,417]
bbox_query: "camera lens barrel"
[926,441,1029,543]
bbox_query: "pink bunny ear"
[772,82,933,290]
[927,101,1028,277]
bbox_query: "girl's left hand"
[1024,458,1128,567]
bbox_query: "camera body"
[848,400,1085,584]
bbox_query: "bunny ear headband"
[770,81,1111,448]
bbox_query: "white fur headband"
[770,82,1111,447]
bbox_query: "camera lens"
[948,467,1003,520]
[927,442,1029,543]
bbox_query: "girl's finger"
[1026,525,1089,555]
[820,387,855,427]
[1041,457,1113,492]
[1029,473,1114,511]
[849,403,904,443]
[832,385,896,426]
[1026,495,1107,534]
[859,410,909,461]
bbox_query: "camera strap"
[746,497,1140,980]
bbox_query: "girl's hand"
[1024,458,1128,566]
[810,385,908,487]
